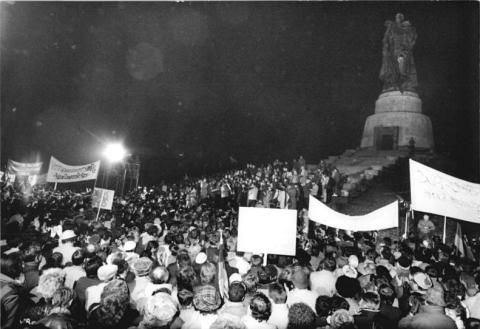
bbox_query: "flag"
[217,230,229,301]
[454,222,465,257]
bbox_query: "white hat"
[229,273,242,284]
[122,241,137,252]
[195,252,207,265]
[97,264,118,281]
[342,265,358,278]
[348,255,359,269]
[60,230,76,241]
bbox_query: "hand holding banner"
[308,195,398,231]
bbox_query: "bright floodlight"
[103,143,127,163]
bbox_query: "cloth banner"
[237,207,297,256]
[91,188,115,210]
[7,159,42,176]
[308,195,398,231]
[47,157,100,183]
[5,173,16,186]
[410,159,480,224]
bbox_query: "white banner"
[47,157,100,183]
[92,188,115,210]
[308,195,398,231]
[7,159,43,176]
[237,207,297,256]
[410,159,480,224]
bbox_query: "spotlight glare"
[103,143,127,163]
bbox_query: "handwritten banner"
[91,188,115,210]
[7,159,42,176]
[308,195,398,231]
[410,159,480,224]
[47,157,100,183]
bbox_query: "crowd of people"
[1,156,480,329]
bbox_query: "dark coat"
[398,305,457,329]
[0,273,23,329]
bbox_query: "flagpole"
[443,216,447,244]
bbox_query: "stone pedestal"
[360,91,434,149]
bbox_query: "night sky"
[1,1,478,183]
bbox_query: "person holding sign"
[417,215,436,241]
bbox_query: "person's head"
[71,249,85,266]
[329,309,354,329]
[193,285,222,314]
[465,318,480,329]
[37,268,66,301]
[291,266,310,289]
[51,287,75,309]
[85,256,103,278]
[243,272,259,293]
[139,293,178,328]
[330,295,350,312]
[250,293,272,322]
[60,230,76,245]
[359,291,380,311]
[133,257,153,277]
[177,265,198,291]
[287,303,317,329]
[228,281,246,303]
[321,258,336,272]
[199,262,216,285]
[315,296,332,317]
[176,251,191,268]
[0,253,23,279]
[268,282,287,304]
[149,265,170,285]
[177,288,194,307]
[378,284,396,305]
[335,276,361,299]
[91,280,129,328]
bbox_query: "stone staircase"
[323,148,410,198]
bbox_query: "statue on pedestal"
[379,13,418,93]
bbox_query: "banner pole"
[95,190,105,222]
[263,253,268,267]
[404,212,408,238]
[54,182,58,191]
[443,216,447,244]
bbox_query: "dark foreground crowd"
[1,157,480,329]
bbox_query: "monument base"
[360,91,434,150]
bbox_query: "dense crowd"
[1,157,480,329]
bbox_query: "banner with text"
[309,195,398,231]
[237,207,297,256]
[7,160,43,176]
[47,157,100,183]
[410,159,480,224]
[92,188,115,210]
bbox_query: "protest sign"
[410,159,480,224]
[237,207,297,256]
[91,188,115,210]
[7,159,42,176]
[47,157,100,183]
[309,195,398,231]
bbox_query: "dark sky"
[1,1,478,183]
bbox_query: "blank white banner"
[410,159,480,224]
[309,195,398,231]
[237,207,297,256]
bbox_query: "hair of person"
[177,251,191,268]
[378,284,396,305]
[23,243,41,263]
[360,291,380,310]
[146,225,158,236]
[228,281,246,303]
[177,288,194,307]
[49,252,64,267]
[249,293,272,322]
[71,249,85,266]
[149,265,170,285]
[330,295,350,312]
[177,265,198,291]
[315,295,332,317]
[85,255,103,278]
[37,268,66,300]
[0,253,23,279]
[51,287,75,308]
[268,282,287,304]
[336,276,361,299]
[291,266,310,289]
[112,258,129,276]
[287,302,317,329]
[200,262,217,285]
[321,258,336,272]
[465,317,480,329]
[243,272,259,293]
